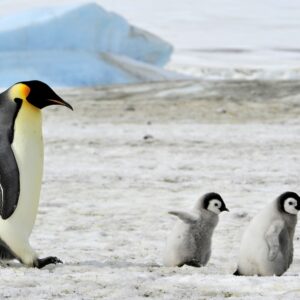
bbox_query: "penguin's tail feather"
[0,246,15,260]
[0,240,16,260]
[233,269,241,276]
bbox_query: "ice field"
[0,81,298,299]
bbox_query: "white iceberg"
[0,2,174,86]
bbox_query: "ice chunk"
[0,3,174,86]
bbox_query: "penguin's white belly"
[239,237,287,276]
[0,105,43,240]
[238,212,290,276]
[238,231,269,275]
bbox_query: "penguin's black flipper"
[0,150,20,220]
[0,96,21,220]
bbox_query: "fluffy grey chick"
[163,192,229,267]
[234,191,300,276]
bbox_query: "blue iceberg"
[0,3,174,86]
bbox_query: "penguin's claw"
[48,256,63,265]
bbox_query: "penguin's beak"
[48,98,73,110]
[222,207,229,212]
[296,203,300,210]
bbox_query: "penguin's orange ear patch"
[19,84,30,98]
[9,83,31,100]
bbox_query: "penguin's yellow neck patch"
[9,83,30,100]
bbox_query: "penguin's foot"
[184,260,202,268]
[233,269,241,276]
[34,256,63,269]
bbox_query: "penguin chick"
[235,191,300,276]
[0,80,72,268]
[163,192,229,267]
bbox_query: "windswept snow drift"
[0,2,174,86]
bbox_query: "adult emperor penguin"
[0,80,72,268]
[163,192,229,267]
[234,191,300,276]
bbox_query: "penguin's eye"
[215,203,218,207]
[289,201,293,205]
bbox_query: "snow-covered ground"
[1,1,300,299]
[0,80,299,299]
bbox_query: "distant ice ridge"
[167,64,300,81]
[0,2,175,87]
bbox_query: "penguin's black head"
[278,191,300,215]
[201,192,229,215]
[17,80,73,110]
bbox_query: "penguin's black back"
[0,90,21,219]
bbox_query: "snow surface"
[0,2,174,86]
[1,0,300,298]
[0,80,299,299]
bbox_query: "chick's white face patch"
[284,198,299,215]
[207,199,222,215]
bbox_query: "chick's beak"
[222,207,229,212]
